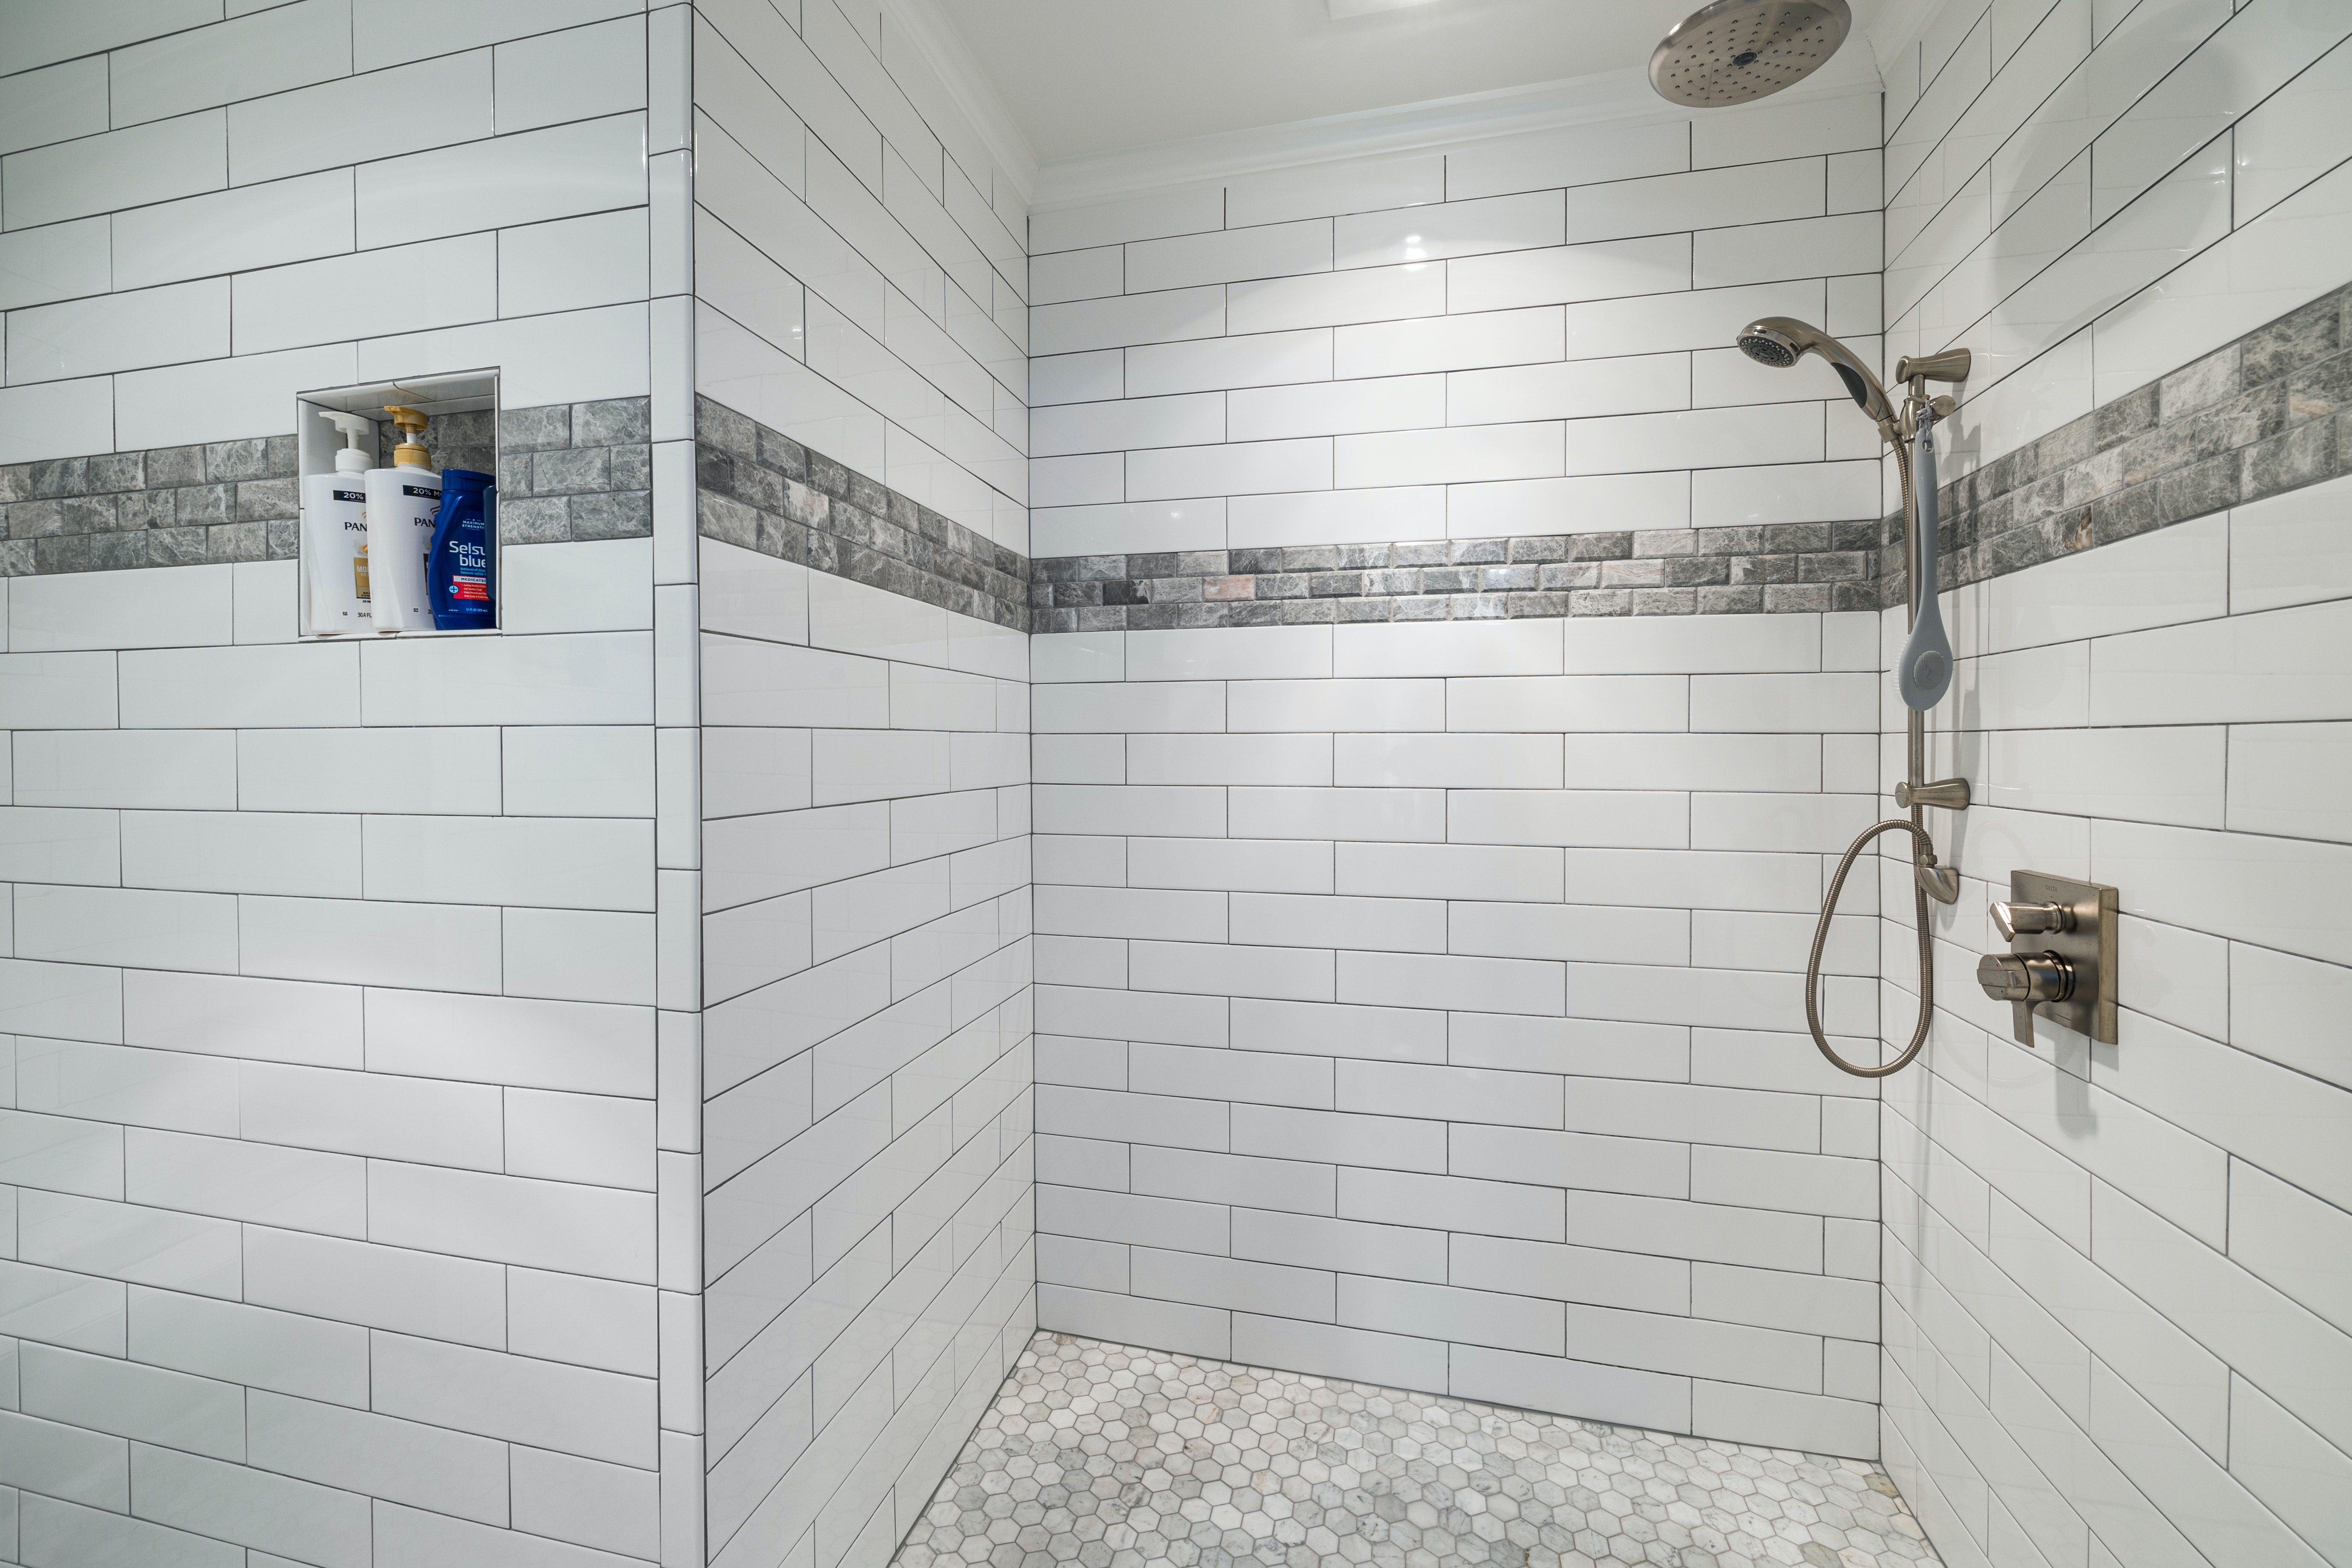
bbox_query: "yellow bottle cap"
[385,404,432,469]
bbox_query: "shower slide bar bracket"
[1738,317,1977,1076]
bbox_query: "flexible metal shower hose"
[1804,433,1938,1078]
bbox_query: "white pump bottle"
[364,404,441,631]
[302,411,374,635]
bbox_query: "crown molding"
[1029,45,1884,212]
[881,0,1038,205]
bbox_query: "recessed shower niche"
[294,369,502,639]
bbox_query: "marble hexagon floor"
[892,1334,1942,1568]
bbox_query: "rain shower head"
[1650,0,1852,108]
[1736,315,1896,425]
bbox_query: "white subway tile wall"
[695,537,1034,1568]
[1026,92,1887,557]
[9,3,2352,1568]
[687,8,1038,1568]
[689,0,1031,557]
[1018,86,1893,1465]
[1890,0,2352,498]
[1870,483,2352,1568]
[0,5,707,1567]
[1867,3,2352,1565]
[1028,611,1888,1460]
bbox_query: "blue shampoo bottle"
[427,469,496,630]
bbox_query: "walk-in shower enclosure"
[0,3,2347,1568]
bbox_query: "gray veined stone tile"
[891,1332,1943,1568]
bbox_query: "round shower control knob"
[1978,951,2073,1004]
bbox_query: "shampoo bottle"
[364,405,440,631]
[301,410,372,635]
[427,469,497,630]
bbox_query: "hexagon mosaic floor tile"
[891,1333,1942,1568]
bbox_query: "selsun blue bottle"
[427,469,496,630]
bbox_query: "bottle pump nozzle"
[384,405,432,470]
[318,409,373,473]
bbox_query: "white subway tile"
[1334,733,1562,790]
[1031,287,1224,355]
[1570,159,1826,245]
[236,728,500,815]
[1227,375,1445,441]
[229,50,492,185]
[1445,119,1690,203]
[1448,472,1691,537]
[366,988,651,1096]
[6,278,228,385]
[122,810,361,898]
[1447,235,1691,314]
[1335,421,1562,487]
[1032,392,1225,457]
[1696,211,1883,289]
[2231,472,2352,616]
[1,110,226,230]
[1031,246,1122,305]
[1567,404,1822,477]
[1694,92,1881,166]
[1335,192,1563,270]
[505,907,657,1005]
[13,730,236,809]
[119,642,357,728]
[248,1387,506,1525]
[1127,221,1332,293]
[0,216,110,312]
[1448,353,1687,426]
[495,13,648,133]
[1032,499,1226,557]
[0,377,113,466]
[129,1285,368,1408]
[1337,306,1564,378]
[362,631,652,726]
[108,0,352,127]
[363,815,652,911]
[1126,329,1334,396]
[15,885,236,974]
[370,1158,654,1285]
[126,1128,362,1238]
[0,57,107,159]
[1127,438,1334,500]
[372,1329,655,1467]
[233,232,499,355]
[1225,485,1446,548]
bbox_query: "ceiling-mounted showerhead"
[1736,315,1896,425]
[1650,0,1852,108]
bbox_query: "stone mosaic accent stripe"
[1031,285,2352,631]
[479,398,652,546]
[694,395,1032,632]
[1031,525,1878,632]
[0,397,651,576]
[1883,279,2352,609]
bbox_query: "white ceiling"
[931,0,1888,172]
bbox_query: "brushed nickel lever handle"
[1991,900,2072,941]
[1978,951,2073,1004]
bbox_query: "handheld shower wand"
[1735,321,1973,1077]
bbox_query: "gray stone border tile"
[695,395,1031,632]
[0,398,652,575]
